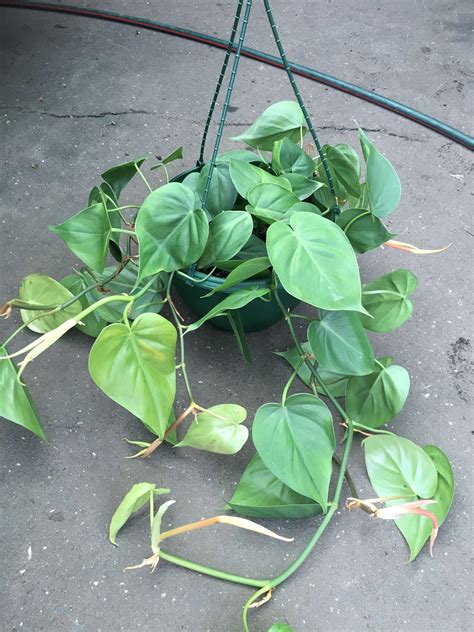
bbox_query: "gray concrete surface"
[0,1,472,631]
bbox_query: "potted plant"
[0,101,453,632]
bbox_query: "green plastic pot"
[173,270,299,332]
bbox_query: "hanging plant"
[0,100,453,631]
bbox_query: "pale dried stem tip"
[0,302,13,318]
[384,239,450,255]
[160,515,294,543]
[346,496,439,556]
[126,552,160,573]
[248,588,273,609]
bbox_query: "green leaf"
[272,137,315,177]
[135,183,209,279]
[88,182,121,247]
[394,445,454,561]
[181,171,202,209]
[0,346,46,439]
[346,359,410,427]
[19,274,82,333]
[198,163,238,216]
[358,129,401,217]
[216,150,259,164]
[234,234,267,261]
[161,146,183,166]
[275,343,349,398]
[267,212,363,311]
[283,173,323,200]
[101,157,146,199]
[198,211,253,268]
[360,269,418,332]
[89,313,177,437]
[176,404,248,454]
[61,274,107,337]
[252,393,335,510]
[246,183,299,224]
[231,101,306,150]
[228,453,322,519]
[324,144,361,198]
[50,203,111,272]
[109,482,169,545]
[364,434,438,499]
[227,311,252,364]
[308,310,374,376]
[336,209,394,254]
[229,160,290,199]
[268,624,294,632]
[283,201,322,220]
[203,257,271,296]
[185,287,270,332]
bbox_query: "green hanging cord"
[197,0,244,166]
[262,0,340,214]
[201,0,254,211]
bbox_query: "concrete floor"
[0,1,472,631]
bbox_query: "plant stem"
[159,550,267,588]
[111,228,136,236]
[332,453,358,498]
[166,273,194,403]
[242,584,273,632]
[135,164,153,193]
[343,210,371,234]
[281,358,303,404]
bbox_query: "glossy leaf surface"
[198,163,238,216]
[198,211,253,268]
[360,269,418,332]
[231,101,306,150]
[359,129,401,217]
[283,173,323,200]
[19,274,81,333]
[101,157,146,199]
[308,310,374,376]
[185,287,269,332]
[346,358,410,427]
[229,160,290,199]
[324,143,361,198]
[203,257,271,296]
[0,346,45,439]
[61,274,107,337]
[252,393,335,510]
[177,404,248,454]
[135,183,209,279]
[267,212,363,311]
[246,183,299,223]
[50,203,111,272]
[272,137,315,177]
[336,209,394,254]
[228,453,322,519]
[89,313,177,437]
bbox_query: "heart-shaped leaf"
[272,137,315,177]
[283,201,322,220]
[229,160,291,199]
[390,445,454,560]
[198,163,238,216]
[109,482,169,545]
[89,313,177,437]
[101,157,146,199]
[135,183,209,279]
[246,183,299,224]
[359,129,401,217]
[228,453,322,519]
[252,393,335,510]
[360,269,418,332]
[88,182,121,247]
[19,274,82,333]
[198,211,253,268]
[231,101,306,150]
[176,404,248,454]
[185,287,270,332]
[275,343,349,398]
[0,346,45,439]
[283,173,323,200]
[203,257,271,296]
[308,310,374,376]
[336,209,394,254]
[364,435,438,499]
[216,150,259,164]
[346,358,410,427]
[323,144,361,199]
[267,212,363,311]
[50,203,111,273]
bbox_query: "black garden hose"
[0,0,472,150]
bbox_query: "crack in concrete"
[0,106,154,118]
[1,106,425,141]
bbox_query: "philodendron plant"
[1,101,453,631]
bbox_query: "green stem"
[343,210,371,233]
[242,584,272,632]
[2,309,59,348]
[281,358,303,404]
[159,550,266,588]
[107,204,140,211]
[111,228,136,236]
[332,453,358,498]
[166,273,195,403]
[135,164,153,193]
[176,268,217,283]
